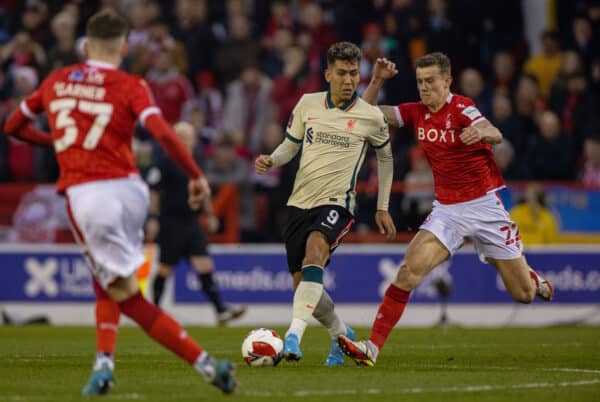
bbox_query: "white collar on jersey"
[86,60,117,70]
[446,92,454,103]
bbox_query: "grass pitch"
[0,325,599,401]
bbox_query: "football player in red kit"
[338,53,554,366]
[3,10,235,395]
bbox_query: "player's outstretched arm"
[374,142,397,240]
[363,59,401,127]
[255,138,301,174]
[362,58,398,105]
[4,108,53,147]
[144,114,209,208]
[459,120,503,145]
[145,114,202,178]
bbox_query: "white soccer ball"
[241,328,284,367]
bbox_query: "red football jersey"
[396,93,505,204]
[20,60,160,192]
[147,72,194,123]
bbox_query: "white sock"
[286,318,308,341]
[93,353,114,371]
[193,351,215,382]
[287,265,324,342]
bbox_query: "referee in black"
[145,121,246,326]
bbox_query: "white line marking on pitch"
[241,379,600,397]
[400,342,585,349]
[381,363,600,375]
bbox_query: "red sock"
[118,292,203,364]
[93,280,120,355]
[369,284,410,350]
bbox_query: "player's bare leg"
[283,231,330,361]
[488,256,554,302]
[339,230,449,366]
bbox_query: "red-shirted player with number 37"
[338,53,554,367]
[3,10,235,395]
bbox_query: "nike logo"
[321,222,333,229]
[307,117,319,121]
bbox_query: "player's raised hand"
[188,176,211,210]
[375,210,397,240]
[255,154,274,174]
[373,58,398,81]
[459,126,484,145]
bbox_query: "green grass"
[0,326,599,401]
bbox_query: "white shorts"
[420,192,523,262]
[65,175,149,289]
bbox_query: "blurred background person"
[401,146,434,232]
[146,45,194,124]
[510,183,559,245]
[203,130,257,241]
[524,30,562,98]
[493,140,530,181]
[527,110,575,180]
[222,64,275,155]
[145,122,246,325]
[582,136,600,188]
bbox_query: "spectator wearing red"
[271,46,321,124]
[299,3,337,56]
[264,0,294,40]
[146,47,194,124]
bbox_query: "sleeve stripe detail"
[20,101,37,120]
[394,106,404,127]
[285,132,303,143]
[371,138,390,149]
[139,106,161,126]
[469,116,487,127]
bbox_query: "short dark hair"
[415,52,451,76]
[86,9,129,40]
[327,42,361,66]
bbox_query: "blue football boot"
[283,333,302,361]
[81,362,114,395]
[325,326,355,366]
[210,359,236,394]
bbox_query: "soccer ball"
[241,328,284,367]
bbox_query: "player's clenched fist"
[188,176,211,209]
[373,58,398,81]
[255,155,274,174]
[459,126,483,145]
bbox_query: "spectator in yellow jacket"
[510,183,559,245]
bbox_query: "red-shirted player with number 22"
[338,53,554,367]
[3,10,235,395]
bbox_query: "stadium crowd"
[0,0,599,241]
